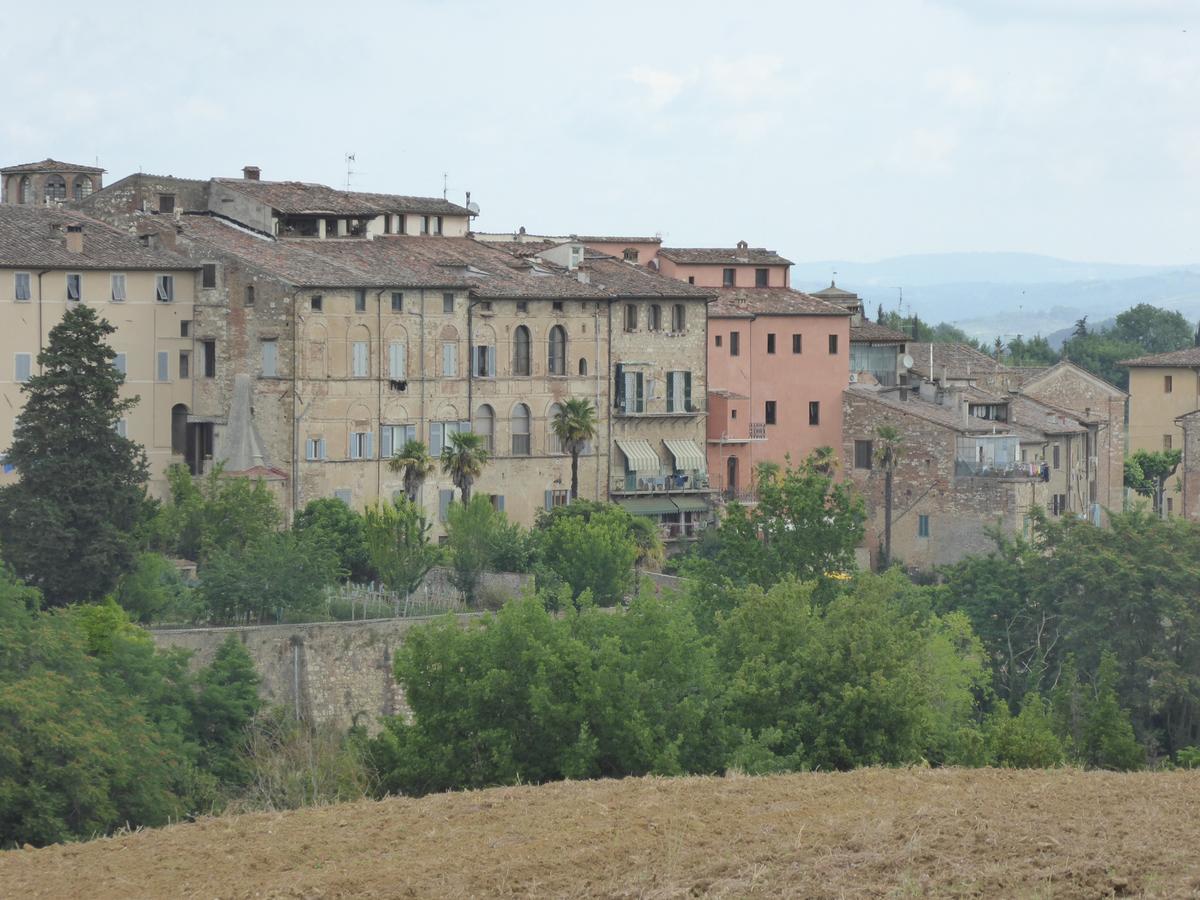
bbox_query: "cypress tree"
[0,306,148,605]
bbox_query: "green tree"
[874,425,902,570]
[1124,448,1181,517]
[536,506,638,606]
[190,638,261,786]
[536,500,663,574]
[112,552,197,625]
[551,398,598,500]
[1110,303,1193,355]
[0,305,148,605]
[985,693,1065,768]
[150,464,281,563]
[444,495,509,604]
[362,498,438,594]
[1082,650,1144,770]
[441,430,488,504]
[1005,334,1059,366]
[388,439,436,504]
[293,497,373,582]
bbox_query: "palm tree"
[441,430,488,504]
[551,398,597,500]
[874,425,902,570]
[388,439,436,503]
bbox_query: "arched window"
[171,403,189,456]
[513,325,531,376]
[18,176,31,204]
[547,403,564,454]
[511,403,531,455]
[72,176,93,201]
[548,325,567,376]
[44,175,67,202]
[475,404,495,453]
[649,304,662,332]
[579,357,588,376]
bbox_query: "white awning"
[664,439,707,474]
[616,439,661,475]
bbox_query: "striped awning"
[671,496,711,513]
[664,439,707,474]
[618,497,679,516]
[616,439,661,475]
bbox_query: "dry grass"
[3,768,1200,898]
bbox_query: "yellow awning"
[664,439,706,473]
[615,439,661,475]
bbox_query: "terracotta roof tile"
[0,206,194,270]
[214,179,471,217]
[709,287,849,318]
[1119,347,1200,368]
[659,246,793,266]
[851,321,909,343]
[2,158,106,174]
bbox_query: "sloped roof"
[582,256,714,299]
[1007,395,1088,435]
[0,205,194,270]
[851,321,909,343]
[659,247,793,266]
[2,158,106,174]
[213,179,471,217]
[709,287,849,318]
[846,384,996,434]
[1119,346,1200,368]
[811,281,860,301]
[908,341,1003,379]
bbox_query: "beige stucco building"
[0,204,197,497]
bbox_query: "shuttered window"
[352,341,369,377]
[389,342,406,378]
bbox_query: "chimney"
[243,166,261,181]
[65,224,84,254]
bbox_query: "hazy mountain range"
[791,253,1200,345]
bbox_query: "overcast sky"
[3,0,1198,265]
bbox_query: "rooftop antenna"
[442,172,448,200]
[345,153,356,191]
[832,268,838,286]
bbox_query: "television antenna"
[345,153,356,190]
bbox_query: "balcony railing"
[708,422,767,443]
[616,402,706,418]
[610,472,712,494]
[954,460,1042,479]
[660,520,707,541]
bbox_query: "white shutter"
[442,342,456,376]
[365,432,374,459]
[157,351,169,382]
[318,438,326,460]
[261,340,278,377]
[381,427,393,459]
[352,341,368,377]
[14,354,31,383]
[114,353,127,376]
[488,347,496,377]
[389,342,405,378]
[431,422,444,455]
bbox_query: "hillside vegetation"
[4,768,1200,899]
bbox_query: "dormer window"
[623,248,639,263]
[722,268,735,287]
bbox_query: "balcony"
[616,401,706,419]
[954,460,1043,479]
[610,472,712,494]
[708,421,767,444]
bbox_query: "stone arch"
[475,403,496,453]
[347,402,373,426]
[171,403,189,455]
[383,399,410,423]
[547,324,567,376]
[44,174,66,202]
[72,175,94,201]
[18,176,31,204]
[511,402,531,455]
[384,322,409,379]
[512,324,532,376]
[579,357,588,376]
[437,402,460,420]
[439,323,459,341]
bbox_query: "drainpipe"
[467,294,477,435]
[36,269,50,364]
[594,300,601,500]
[418,289,426,454]
[377,289,385,500]
[291,293,299,520]
[606,300,613,501]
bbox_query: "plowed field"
[3,768,1200,898]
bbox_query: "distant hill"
[792,253,1200,343]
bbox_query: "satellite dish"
[902,354,915,369]
[466,201,481,216]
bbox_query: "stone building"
[2,158,105,206]
[0,204,197,497]
[811,281,910,386]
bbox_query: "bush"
[444,497,529,604]
[535,506,638,606]
[294,498,373,583]
[112,552,197,625]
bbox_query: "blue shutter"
[431,422,444,455]
[365,432,374,459]
[496,495,505,512]
[544,490,553,511]
[381,427,393,459]
[439,489,454,522]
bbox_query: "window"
[547,403,564,453]
[156,275,174,302]
[389,341,407,379]
[667,371,693,413]
[306,437,327,461]
[441,341,457,377]
[1052,494,1067,516]
[310,294,323,312]
[618,370,645,414]
[113,353,127,376]
[115,419,128,439]
[671,304,686,332]
[624,304,638,332]
[715,334,722,348]
[512,325,531,376]
[420,216,430,235]
[380,424,416,458]
[579,357,588,376]
[688,276,695,284]
[623,248,639,262]
[180,320,190,337]
[110,274,126,302]
[730,331,741,356]
[430,420,469,456]
[179,350,190,379]
[352,341,369,377]
[547,489,569,509]
[854,440,873,469]
[158,194,175,214]
[443,293,455,314]
[434,216,444,235]
[72,176,93,201]
[552,300,564,312]
[355,289,367,313]
[828,334,838,354]
[195,263,215,289]
[1052,444,1061,469]
[66,273,81,301]
[511,404,531,455]
[765,400,777,425]
[397,214,407,235]
[792,333,802,354]
[383,214,392,235]
[755,268,769,287]
[548,325,567,375]
[349,431,374,460]
[722,268,735,287]
[475,405,495,452]
[18,177,31,204]
[334,489,353,506]
[244,285,255,307]
[918,515,930,538]
[473,344,495,377]
[14,353,31,384]
[516,301,528,314]
[649,304,662,331]
[157,351,170,382]
[1165,375,1174,393]
[1164,434,1174,451]
[202,340,216,377]
[261,339,278,377]
[45,175,66,201]
[767,333,776,354]
[391,291,403,312]
[14,272,30,302]
[808,401,820,425]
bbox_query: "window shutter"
[389,342,404,378]
[614,363,624,409]
[636,373,644,412]
[381,427,393,459]
[488,348,496,377]
[349,432,359,460]
[365,432,374,459]
[14,354,31,383]
[544,490,554,511]
[318,438,326,460]
[114,353,127,376]
[439,489,454,522]
[431,422,444,455]
[157,351,169,381]
[443,342,456,376]
[684,371,692,410]
[496,495,505,512]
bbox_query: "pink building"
[656,241,791,289]
[704,289,851,498]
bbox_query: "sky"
[2,0,1198,266]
